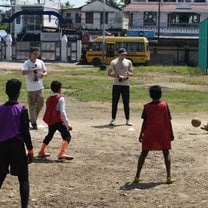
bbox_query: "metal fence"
[0,40,79,62]
[0,41,6,60]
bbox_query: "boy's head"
[30,47,39,59]
[6,79,22,100]
[149,85,162,100]
[51,81,62,93]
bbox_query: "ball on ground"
[191,118,201,127]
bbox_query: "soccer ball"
[191,118,201,127]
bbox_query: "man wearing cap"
[107,48,133,126]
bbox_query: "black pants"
[0,140,29,208]
[43,122,71,145]
[112,85,130,120]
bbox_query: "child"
[134,85,174,184]
[0,79,34,208]
[38,80,73,160]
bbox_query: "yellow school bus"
[86,36,150,66]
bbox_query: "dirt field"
[0,63,208,208]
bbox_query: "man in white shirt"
[22,47,47,130]
[107,48,133,126]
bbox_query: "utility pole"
[100,0,106,70]
[157,0,161,41]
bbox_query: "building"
[4,0,64,41]
[62,1,127,42]
[124,0,208,65]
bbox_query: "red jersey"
[43,95,63,126]
[141,101,172,151]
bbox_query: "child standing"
[38,80,73,160]
[134,85,174,184]
[0,79,34,208]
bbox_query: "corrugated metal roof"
[124,3,208,12]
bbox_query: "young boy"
[0,79,34,208]
[134,85,174,184]
[38,80,73,160]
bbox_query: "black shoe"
[30,123,38,130]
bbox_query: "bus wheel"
[92,58,101,66]
[144,61,149,66]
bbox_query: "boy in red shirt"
[134,85,174,184]
[38,81,73,160]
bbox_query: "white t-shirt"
[53,93,71,128]
[22,58,47,91]
[108,58,133,86]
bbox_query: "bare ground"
[0,63,208,207]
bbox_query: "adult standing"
[107,48,133,126]
[22,47,47,130]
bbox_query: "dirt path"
[0,63,208,207]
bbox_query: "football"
[191,118,201,127]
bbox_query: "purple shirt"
[0,102,23,142]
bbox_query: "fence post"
[76,40,82,62]
[6,34,12,61]
[61,35,68,62]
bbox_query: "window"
[168,13,200,27]
[116,42,144,52]
[86,12,93,24]
[75,13,81,23]
[91,42,103,51]
[66,13,71,18]
[144,12,157,26]
[100,12,108,24]
[49,15,51,22]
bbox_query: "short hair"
[149,85,162,99]
[51,81,62,93]
[30,47,39,53]
[6,78,22,99]
[117,48,127,55]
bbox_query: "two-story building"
[62,1,127,43]
[5,0,65,41]
[124,0,208,65]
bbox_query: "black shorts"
[0,139,28,176]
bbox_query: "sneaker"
[109,119,116,126]
[133,177,140,183]
[126,120,133,126]
[38,151,50,157]
[166,177,175,184]
[58,154,73,160]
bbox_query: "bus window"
[106,44,115,57]
[91,42,103,51]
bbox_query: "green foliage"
[0,23,10,32]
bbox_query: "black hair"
[51,81,62,93]
[30,47,39,53]
[149,85,162,99]
[6,78,22,99]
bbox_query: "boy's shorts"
[0,139,28,176]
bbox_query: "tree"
[86,0,124,9]
[61,1,74,8]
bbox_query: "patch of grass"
[134,65,204,75]
[0,66,208,113]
